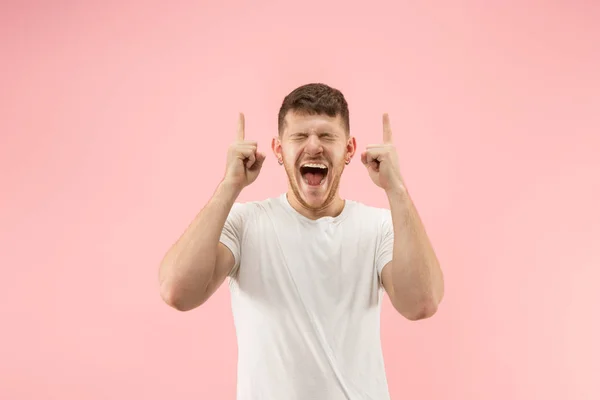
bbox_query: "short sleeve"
[375,209,394,276]
[219,202,246,277]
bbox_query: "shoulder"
[346,200,392,225]
[229,195,285,219]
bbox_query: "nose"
[304,134,323,155]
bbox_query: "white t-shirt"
[219,193,394,400]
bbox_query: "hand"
[223,113,266,190]
[361,113,404,192]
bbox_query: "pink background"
[1,1,599,399]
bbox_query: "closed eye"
[290,132,337,141]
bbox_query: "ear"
[346,136,357,163]
[271,136,283,161]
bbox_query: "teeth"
[302,163,327,169]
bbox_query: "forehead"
[283,111,345,134]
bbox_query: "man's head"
[272,83,356,212]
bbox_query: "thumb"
[251,152,267,170]
[361,151,378,170]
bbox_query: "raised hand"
[224,113,266,190]
[361,113,404,192]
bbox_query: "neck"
[286,190,345,220]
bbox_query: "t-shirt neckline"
[279,193,351,224]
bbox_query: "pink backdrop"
[1,1,599,399]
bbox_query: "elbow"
[404,276,445,321]
[158,257,213,312]
[399,298,440,321]
[160,281,198,312]
[159,258,200,312]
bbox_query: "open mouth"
[299,162,329,186]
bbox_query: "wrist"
[218,179,244,200]
[385,182,409,201]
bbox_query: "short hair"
[277,83,350,135]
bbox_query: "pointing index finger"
[237,112,245,141]
[382,113,392,143]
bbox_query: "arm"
[381,187,444,320]
[159,180,240,311]
[159,112,265,312]
[362,113,444,321]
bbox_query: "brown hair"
[277,83,350,135]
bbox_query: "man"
[159,83,444,399]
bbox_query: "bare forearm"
[159,180,241,307]
[387,187,444,318]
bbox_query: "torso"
[221,194,393,400]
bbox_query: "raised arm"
[362,114,444,320]
[159,113,266,311]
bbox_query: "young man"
[159,83,444,399]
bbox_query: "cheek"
[282,146,301,161]
[326,145,346,163]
